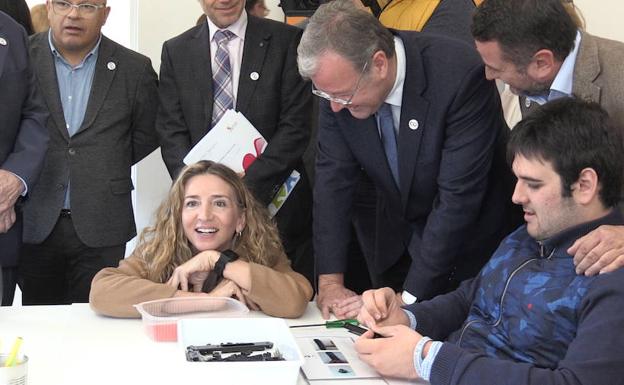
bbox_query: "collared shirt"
[378,35,406,136]
[526,30,582,106]
[48,30,101,208]
[203,11,248,103]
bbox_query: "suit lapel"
[191,23,214,131]
[572,32,601,103]
[237,16,270,114]
[31,33,69,141]
[396,33,429,210]
[78,36,116,134]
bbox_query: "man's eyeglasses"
[50,0,106,17]
[312,61,368,106]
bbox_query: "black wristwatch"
[201,250,240,293]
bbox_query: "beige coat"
[89,252,313,319]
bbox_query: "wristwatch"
[201,249,240,293]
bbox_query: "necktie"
[211,29,236,127]
[378,103,399,185]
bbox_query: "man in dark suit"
[0,11,48,306]
[20,0,159,304]
[156,0,313,284]
[299,0,514,318]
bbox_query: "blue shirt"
[48,31,101,208]
[525,31,582,105]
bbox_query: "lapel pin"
[250,72,259,81]
[0,38,7,46]
[259,42,264,47]
[408,119,419,130]
[525,98,531,108]
[107,61,116,71]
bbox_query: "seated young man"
[355,98,624,385]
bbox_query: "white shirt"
[204,11,248,103]
[382,35,406,136]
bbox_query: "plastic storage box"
[178,318,304,384]
[134,297,248,342]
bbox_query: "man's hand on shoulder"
[316,273,358,319]
[569,225,624,275]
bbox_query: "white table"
[0,303,424,385]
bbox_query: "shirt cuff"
[8,171,27,196]
[402,308,417,329]
[402,290,417,305]
[420,341,443,381]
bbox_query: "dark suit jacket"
[314,31,514,300]
[156,15,312,249]
[0,12,48,267]
[23,33,159,248]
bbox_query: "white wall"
[575,0,624,42]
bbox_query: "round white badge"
[0,38,7,46]
[409,119,419,130]
[107,62,116,71]
[250,72,260,81]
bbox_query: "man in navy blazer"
[0,11,48,305]
[156,0,314,284]
[299,0,514,318]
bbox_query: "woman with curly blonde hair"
[90,161,312,318]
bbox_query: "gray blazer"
[572,32,624,132]
[23,33,159,248]
[521,32,624,130]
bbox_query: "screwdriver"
[290,319,382,338]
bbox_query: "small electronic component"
[185,341,285,362]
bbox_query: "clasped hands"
[167,250,256,309]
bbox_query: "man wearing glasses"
[298,0,515,319]
[20,0,159,305]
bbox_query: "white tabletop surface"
[0,302,426,385]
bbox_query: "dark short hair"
[507,98,624,208]
[472,0,577,69]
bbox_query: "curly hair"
[136,161,285,283]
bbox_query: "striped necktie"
[211,29,236,127]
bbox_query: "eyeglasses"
[50,0,106,17]
[312,61,368,106]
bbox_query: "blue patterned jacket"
[407,209,624,385]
